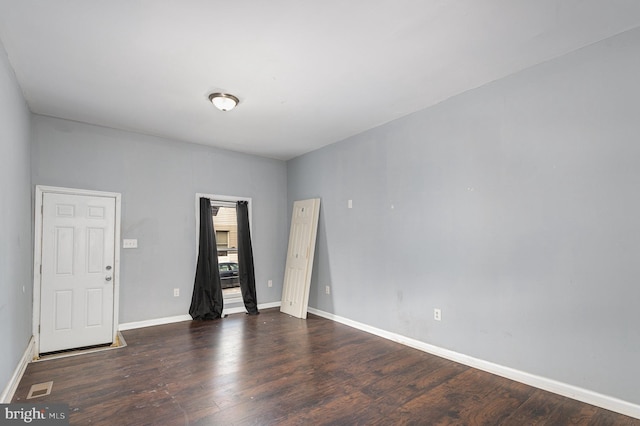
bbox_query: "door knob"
[105,276,112,281]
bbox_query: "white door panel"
[281,198,320,319]
[40,192,116,353]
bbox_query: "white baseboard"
[257,301,282,310]
[119,301,282,331]
[1,336,35,403]
[119,315,192,331]
[222,301,281,317]
[307,307,640,420]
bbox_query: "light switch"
[123,239,138,249]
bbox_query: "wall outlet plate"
[434,308,442,321]
[123,239,138,249]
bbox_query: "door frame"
[33,185,122,356]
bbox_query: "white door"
[39,192,116,353]
[281,198,321,319]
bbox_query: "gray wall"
[288,27,640,404]
[0,40,32,396]
[32,116,288,323]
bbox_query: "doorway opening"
[211,203,241,300]
[195,193,252,305]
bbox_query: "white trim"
[119,302,282,331]
[222,300,281,317]
[0,336,35,403]
[307,307,640,420]
[119,315,192,331]
[257,301,281,310]
[33,185,122,356]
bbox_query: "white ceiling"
[1,1,640,160]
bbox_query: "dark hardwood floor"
[13,308,639,425]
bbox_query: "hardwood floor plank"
[365,362,468,409]
[12,308,640,425]
[456,378,535,425]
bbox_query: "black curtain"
[236,201,259,315]
[189,198,223,320]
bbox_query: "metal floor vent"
[27,381,53,399]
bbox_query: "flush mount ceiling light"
[208,93,239,111]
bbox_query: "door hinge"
[40,264,42,274]
[41,204,43,214]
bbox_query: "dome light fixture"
[209,92,239,111]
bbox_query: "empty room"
[1,1,639,424]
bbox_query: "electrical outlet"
[325,285,331,295]
[123,239,138,249]
[434,308,441,321]
[268,280,273,288]
[173,288,180,297]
